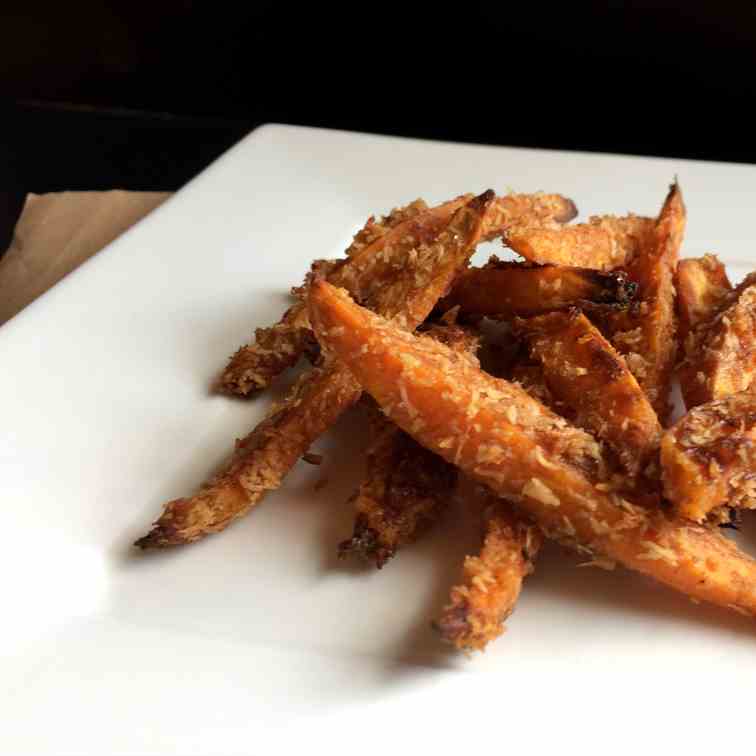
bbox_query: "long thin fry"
[339,324,479,567]
[137,192,494,547]
[436,495,542,651]
[219,193,577,395]
[135,362,361,546]
[678,271,756,409]
[308,280,756,618]
[438,259,637,319]
[517,310,661,479]
[504,215,653,271]
[607,183,686,422]
[662,391,756,522]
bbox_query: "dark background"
[2,1,755,197]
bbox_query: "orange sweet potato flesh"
[136,193,493,547]
[517,310,661,479]
[676,255,732,349]
[662,391,756,522]
[219,193,576,395]
[438,260,637,319]
[309,280,756,618]
[678,271,756,410]
[436,496,542,651]
[607,183,686,423]
[504,215,653,271]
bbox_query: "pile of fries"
[136,184,756,651]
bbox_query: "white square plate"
[3,125,756,755]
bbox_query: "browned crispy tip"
[438,259,638,320]
[436,499,542,651]
[217,314,315,396]
[678,269,756,409]
[137,362,362,547]
[308,279,756,618]
[517,309,661,479]
[337,425,458,568]
[662,391,756,523]
[503,214,653,271]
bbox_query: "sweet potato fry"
[137,192,494,547]
[606,183,686,422]
[517,310,661,479]
[309,280,756,618]
[436,495,542,651]
[136,362,361,546]
[676,254,732,348]
[678,271,756,409]
[339,324,479,567]
[219,192,576,395]
[337,405,458,567]
[504,214,653,271]
[662,391,756,522]
[438,259,637,319]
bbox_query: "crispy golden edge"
[309,280,756,618]
[504,215,653,271]
[438,259,637,319]
[662,391,756,522]
[679,271,756,409]
[517,310,661,479]
[676,255,732,349]
[136,194,493,547]
[436,497,542,651]
[219,193,576,395]
[607,183,686,423]
[339,324,479,567]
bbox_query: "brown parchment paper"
[0,191,170,326]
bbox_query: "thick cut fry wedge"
[338,405,458,567]
[676,255,732,348]
[436,496,542,651]
[438,260,637,319]
[339,324,479,567]
[662,391,756,522]
[219,192,576,395]
[309,280,756,618]
[504,215,653,271]
[679,271,756,409]
[607,184,686,422]
[137,193,494,547]
[517,310,661,479]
